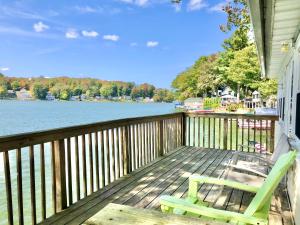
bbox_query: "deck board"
[40,147,294,225]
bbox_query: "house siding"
[278,32,300,225]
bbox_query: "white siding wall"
[279,33,300,225]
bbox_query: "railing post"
[54,139,67,211]
[182,113,186,146]
[270,120,275,153]
[223,118,228,150]
[159,120,164,156]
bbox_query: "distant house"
[7,90,16,98]
[184,97,203,109]
[16,88,32,100]
[80,94,87,100]
[144,97,153,103]
[221,95,237,106]
[70,95,80,101]
[45,92,55,101]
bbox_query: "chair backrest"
[270,133,290,162]
[245,151,297,216]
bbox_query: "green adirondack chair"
[160,151,297,225]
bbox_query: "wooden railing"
[184,113,278,153]
[0,112,278,225]
[0,113,183,225]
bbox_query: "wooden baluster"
[3,151,13,225]
[40,144,46,220]
[66,138,73,205]
[241,118,244,151]
[115,128,120,179]
[94,132,100,190]
[110,129,115,182]
[88,133,94,193]
[132,125,137,170]
[213,118,216,149]
[138,124,142,167]
[182,114,186,146]
[193,117,196,147]
[235,118,238,150]
[187,117,190,146]
[82,135,87,196]
[247,118,250,152]
[75,136,80,200]
[208,117,211,148]
[254,118,256,151]
[223,118,228,150]
[123,126,128,175]
[54,139,67,212]
[219,118,221,149]
[203,117,205,148]
[127,125,132,173]
[119,128,124,177]
[270,120,275,153]
[230,118,233,150]
[100,131,105,187]
[104,130,110,184]
[143,123,147,163]
[198,117,201,147]
[260,120,263,153]
[159,120,164,156]
[17,148,24,225]
[51,142,57,213]
[265,120,268,153]
[29,145,36,225]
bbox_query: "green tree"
[0,81,8,97]
[100,84,114,98]
[11,80,20,91]
[226,45,261,102]
[153,89,174,102]
[256,79,278,100]
[60,88,72,100]
[31,83,48,100]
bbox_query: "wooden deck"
[41,147,294,225]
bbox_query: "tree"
[11,80,20,91]
[225,45,260,101]
[60,88,72,100]
[153,89,174,102]
[256,79,278,100]
[31,83,48,100]
[100,84,114,98]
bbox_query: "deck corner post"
[54,139,67,211]
[223,118,228,150]
[159,120,164,156]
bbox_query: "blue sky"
[0,0,230,88]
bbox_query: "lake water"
[0,100,175,136]
[0,100,175,225]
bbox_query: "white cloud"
[147,41,159,47]
[187,0,207,11]
[0,67,9,71]
[82,30,99,37]
[74,6,101,13]
[33,21,49,32]
[65,29,79,39]
[118,0,149,7]
[103,34,120,41]
[209,1,230,12]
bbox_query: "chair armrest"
[160,196,267,225]
[188,175,259,200]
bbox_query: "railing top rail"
[0,112,184,151]
[185,112,279,120]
